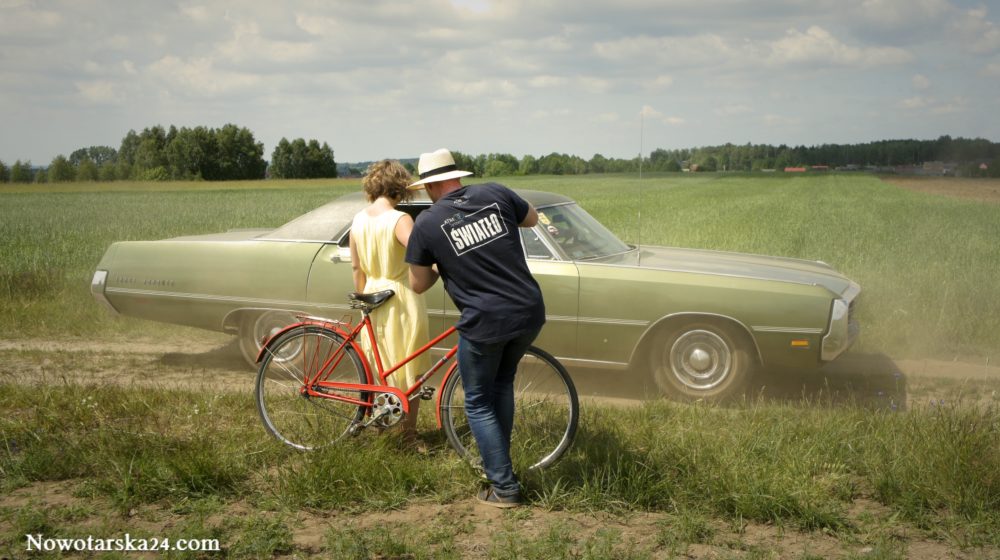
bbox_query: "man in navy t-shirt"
[406,148,544,508]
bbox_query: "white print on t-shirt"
[440,203,509,256]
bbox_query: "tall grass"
[2,382,998,547]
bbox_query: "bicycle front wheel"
[255,325,368,451]
[440,346,579,471]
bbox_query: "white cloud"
[179,4,212,24]
[715,104,752,117]
[295,13,338,36]
[639,105,684,126]
[146,56,262,97]
[763,114,801,127]
[898,96,969,114]
[900,96,931,109]
[595,25,911,69]
[75,81,122,104]
[592,112,619,123]
[644,75,674,90]
[577,76,611,94]
[912,74,931,90]
[982,62,1000,77]
[528,75,567,88]
[951,7,1000,54]
[767,26,911,67]
[858,0,950,25]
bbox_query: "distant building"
[784,167,807,172]
[810,165,830,172]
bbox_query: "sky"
[1,0,998,165]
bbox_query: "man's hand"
[409,264,439,294]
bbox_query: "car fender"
[630,311,763,367]
[255,319,374,384]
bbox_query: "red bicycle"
[254,290,579,471]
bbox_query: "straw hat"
[408,148,473,189]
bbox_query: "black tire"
[440,346,578,471]
[255,326,368,450]
[651,321,753,402]
[238,310,299,368]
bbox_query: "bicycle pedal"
[348,422,365,437]
[418,387,435,401]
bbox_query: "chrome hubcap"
[255,311,299,362]
[669,329,732,391]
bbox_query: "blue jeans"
[457,327,541,497]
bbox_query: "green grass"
[1,382,998,554]
[3,174,999,358]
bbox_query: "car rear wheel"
[238,311,299,367]
[651,322,753,402]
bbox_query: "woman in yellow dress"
[349,160,429,441]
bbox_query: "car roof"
[267,186,573,242]
[336,187,573,208]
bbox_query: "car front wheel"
[238,311,299,367]
[651,322,753,402]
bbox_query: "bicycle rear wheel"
[255,325,368,450]
[440,346,578,471]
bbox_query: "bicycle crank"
[371,392,404,428]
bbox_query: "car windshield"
[537,203,632,260]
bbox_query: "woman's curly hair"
[362,160,414,203]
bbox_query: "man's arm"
[409,264,439,294]
[519,204,539,227]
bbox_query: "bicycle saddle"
[349,290,396,308]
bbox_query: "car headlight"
[821,298,849,361]
[90,270,118,314]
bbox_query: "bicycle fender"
[434,361,460,429]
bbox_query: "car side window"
[521,227,555,260]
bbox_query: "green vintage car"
[91,189,860,401]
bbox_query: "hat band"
[419,164,457,179]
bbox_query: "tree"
[518,155,539,175]
[98,161,117,181]
[269,137,336,179]
[76,158,99,181]
[48,155,76,182]
[449,151,479,177]
[69,146,117,167]
[0,160,8,183]
[215,124,267,180]
[588,153,609,173]
[10,160,33,183]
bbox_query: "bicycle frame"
[257,312,461,429]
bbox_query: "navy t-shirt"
[405,183,545,343]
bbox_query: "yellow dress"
[351,209,429,390]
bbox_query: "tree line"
[2,132,998,184]
[0,124,337,183]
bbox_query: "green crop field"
[2,174,1000,558]
[2,173,999,359]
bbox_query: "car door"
[305,236,448,334]
[438,224,580,360]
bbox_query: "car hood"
[166,229,273,242]
[589,245,855,296]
